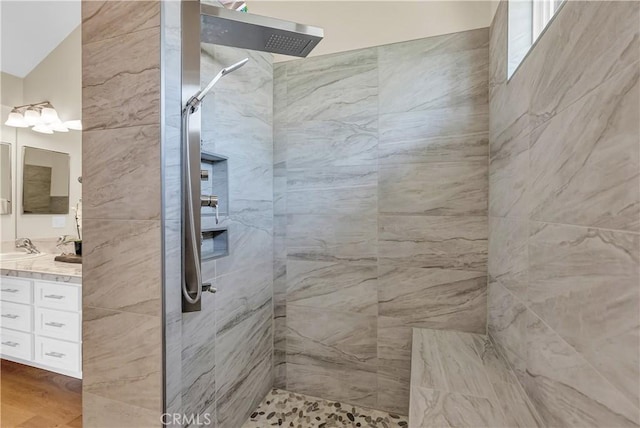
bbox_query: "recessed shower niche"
[201,151,228,260]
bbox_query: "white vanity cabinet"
[0,275,82,378]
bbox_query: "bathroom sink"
[0,252,46,262]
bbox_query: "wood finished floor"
[1,359,82,428]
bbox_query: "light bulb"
[4,111,28,128]
[24,108,41,126]
[63,120,82,131]
[41,107,60,124]
[32,124,53,134]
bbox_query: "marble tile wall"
[161,1,183,425]
[488,1,640,426]
[81,1,163,426]
[274,29,489,415]
[175,44,274,428]
[409,328,542,428]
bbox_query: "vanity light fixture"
[4,111,28,127]
[4,102,81,133]
[32,123,54,134]
[63,120,82,131]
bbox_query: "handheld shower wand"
[182,57,249,306]
[184,57,249,114]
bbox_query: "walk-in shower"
[181,2,323,311]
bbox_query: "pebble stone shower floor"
[242,389,409,428]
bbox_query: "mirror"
[22,146,70,214]
[0,143,11,214]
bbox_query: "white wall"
[1,26,81,241]
[248,1,496,61]
[0,105,18,241]
[0,72,22,241]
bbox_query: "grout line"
[488,215,640,236]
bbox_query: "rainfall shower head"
[185,57,249,113]
[201,4,323,57]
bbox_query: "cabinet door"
[0,277,32,305]
[34,336,81,373]
[0,328,33,360]
[1,301,32,332]
[34,281,80,312]
[35,307,81,342]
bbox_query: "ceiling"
[247,1,496,62]
[1,1,81,78]
[0,1,497,75]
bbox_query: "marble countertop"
[0,254,82,284]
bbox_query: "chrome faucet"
[15,238,40,254]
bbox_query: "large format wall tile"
[488,217,528,299]
[83,219,161,316]
[487,282,528,375]
[286,165,377,216]
[81,1,159,44]
[286,49,378,123]
[286,305,378,373]
[285,118,378,168]
[528,1,639,129]
[286,360,379,410]
[379,215,488,271]
[523,314,639,427]
[82,26,160,131]
[409,328,541,428]
[181,291,217,421]
[287,213,378,264]
[379,28,488,115]
[488,0,508,93]
[378,316,413,415]
[489,112,529,217]
[286,305,378,408]
[216,305,273,428]
[83,307,162,412]
[287,260,377,314]
[83,392,159,428]
[215,262,272,334]
[83,125,160,220]
[378,266,486,334]
[529,66,640,232]
[528,222,640,406]
[379,161,488,216]
[379,104,489,164]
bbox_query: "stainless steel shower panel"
[200,4,323,57]
[182,0,202,312]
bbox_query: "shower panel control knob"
[201,195,219,207]
[202,283,217,294]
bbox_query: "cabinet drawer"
[0,277,32,304]
[0,328,32,360]
[1,301,32,332]
[35,308,80,342]
[34,336,81,372]
[34,282,80,311]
